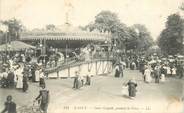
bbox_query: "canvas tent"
[0,41,35,51]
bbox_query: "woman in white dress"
[160,65,166,82]
[171,66,176,77]
[160,74,166,82]
[166,65,171,77]
[121,81,128,96]
[16,65,23,89]
[144,66,152,83]
[35,68,40,82]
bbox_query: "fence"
[45,58,113,78]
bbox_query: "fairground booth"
[19,24,113,78]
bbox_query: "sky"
[0,0,184,40]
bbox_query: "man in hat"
[1,95,16,113]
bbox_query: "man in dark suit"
[1,95,16,113]
[35,85,50,113]
[73,71,80,89]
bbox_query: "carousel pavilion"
[19,23,112,56]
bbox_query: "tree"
[2,18,23,42]
[157,13,183,55]
[132,24,154,51]
[85,11,154,54]
[85,10,130,51]
[124,24,154,55]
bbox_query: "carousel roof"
[0,41,35,51]
[20,24,111,42]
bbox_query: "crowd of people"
[114,54,184,99]
[0,53,47,91]
[1,50,184,112]
[0,53,50,113]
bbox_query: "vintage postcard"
[0,0,183,113]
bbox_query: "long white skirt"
[121,86,128,96]
[16,76,23,89]
[35,71,40,82]
[160,74,165,82]
[145,74,152,83]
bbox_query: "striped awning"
[20,31,111,42]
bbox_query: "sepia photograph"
[0,0,184,113]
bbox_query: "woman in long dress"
[160,65,166,82]
[114,64,120,77]
[171,66,176,77]
[121,82,128,96]
[39,70,45,87]
[166,65,171,77]
[144,66,152,83]
[154,65,161,83]
[31,64,36,82]
[127,79,137,98]
[22,74,28,92]
[16,65,23,89]
[35,68,40,82]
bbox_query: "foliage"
[157,13,184,55]
[85,10,154,53]
[131,24,154,51]
[1,18,23,42]
[85,11,130,51]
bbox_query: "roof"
[20,24,111,41]
[0,41,35,51]
[20,31,111,41]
